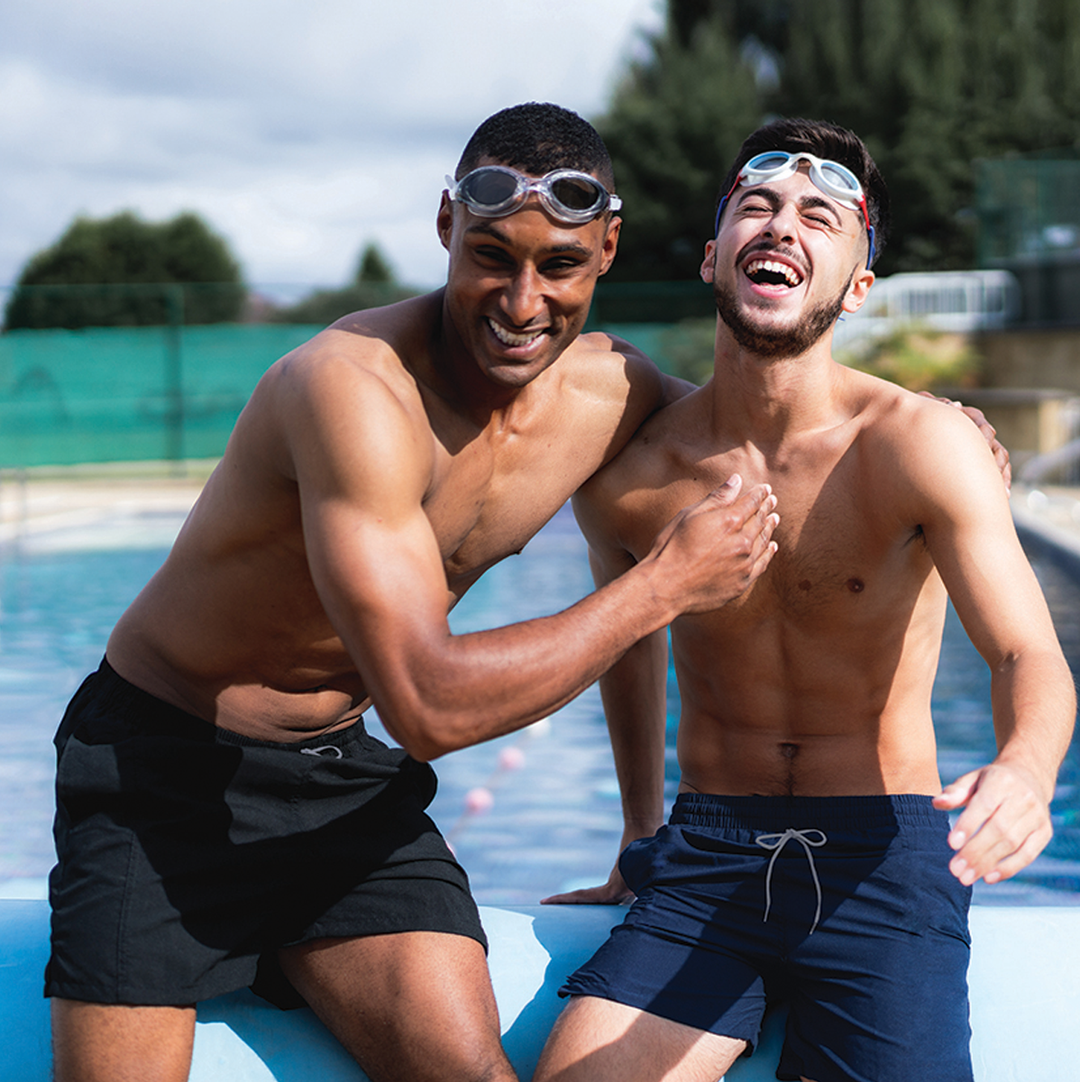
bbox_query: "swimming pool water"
[1,503,1078,905]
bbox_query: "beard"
[713,269,853,359]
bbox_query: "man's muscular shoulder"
[240,297,440,492]
[849,370,1002,521]
[546,330,679,473]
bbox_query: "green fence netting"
[0,324,321,468]
[976,156,1080,265]
[0,276,718,469]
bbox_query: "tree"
[356,242,395,284]
[596,9,764,281]
[4,211,245,329]
[272,242,416,325]
[773,0,1080,272]
[598,0,1080,279]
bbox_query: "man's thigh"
[51,999,196,1082]
[534,995,747,1082]
[278,930,516,1082]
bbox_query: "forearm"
[373,557,680,760]
[600,628,669,840]
[990,649,1077,801]
[375,480,776,758]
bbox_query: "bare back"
[107,291,667,740]
[575,365,1023,798]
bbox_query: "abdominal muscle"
[672,660,945,799]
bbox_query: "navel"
[778,741,800,760]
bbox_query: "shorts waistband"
[91,656,369,752]
[670,792,949,832]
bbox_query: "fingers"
[936,766,1052,885]
[932,771,979,812]
[540,884,631,906]
[708,473,744,503]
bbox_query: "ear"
[597,216,622,277]
[437,191,455,252]
[699,240,717,284]
[842,265,876,313]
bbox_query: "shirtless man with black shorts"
[46,103,785,1082]
[535,119,1075,1082]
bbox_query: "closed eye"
[473,245,515,267]
[541,256,587,274]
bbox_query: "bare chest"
[646,447,930,626]
[425,430,603,597]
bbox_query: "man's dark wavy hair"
[456,103,615,190]
[716,118,890,266]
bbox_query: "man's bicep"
[285,368,451,666]
[914,412,1058,662]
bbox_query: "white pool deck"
[0,463,213,552]
[2,900,1079,1082]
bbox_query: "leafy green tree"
[4,211,245,329]
[356,242,395,284]
[599,0,1080,278]
[596,10,764,281]
[272,242,416,325]
[774,0,1080,272]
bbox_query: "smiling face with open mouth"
[437,162,621,394]
[702,165,873,359]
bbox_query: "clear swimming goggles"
[715,150,876,266]
[446,165,622,225]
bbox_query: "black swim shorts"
[46,659,485,1008]
[562,793,974,1082]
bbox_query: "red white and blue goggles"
[715,151,876,266]
[446,165,622,225]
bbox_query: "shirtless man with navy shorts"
[534,119,1075,1082]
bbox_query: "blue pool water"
[1,502,1078,906]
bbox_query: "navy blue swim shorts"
[47,659,485,1009]
[561,793,973,1082]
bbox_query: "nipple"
[846,577,865,593]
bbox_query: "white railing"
[834,269,1021,355]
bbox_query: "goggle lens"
[549,175,604,211]
[459,169,519,209]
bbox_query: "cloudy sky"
[0,0,663,300]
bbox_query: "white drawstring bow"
[755,828,828,935]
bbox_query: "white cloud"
[0,0,663,294]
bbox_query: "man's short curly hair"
[456,103,615,190]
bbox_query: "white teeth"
[746,259,803,286]
[488,318,543,347]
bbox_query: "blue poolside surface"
[1,500,1078,906]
